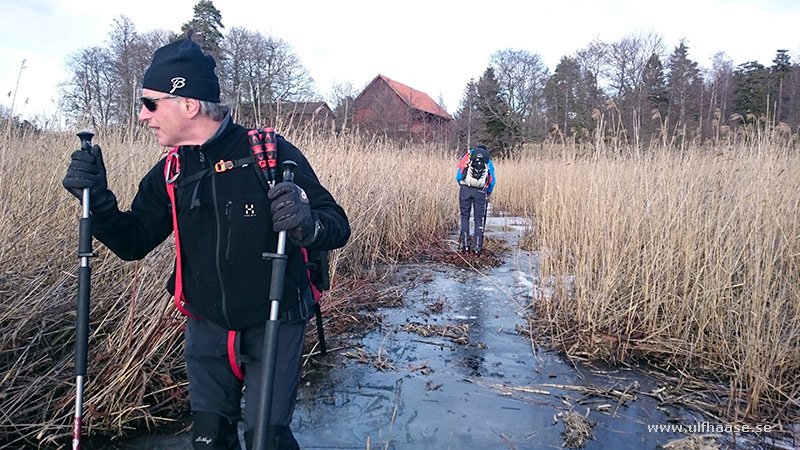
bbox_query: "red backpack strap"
[301,247,322,302]
[227,330,245,381]
[164,147,200,319]
[301,247,327,354]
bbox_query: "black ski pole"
[483,194,488,233]
[253,160,298,450]
[72,131,96,450]
[314,302,326,355]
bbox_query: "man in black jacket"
[62,38,350,450]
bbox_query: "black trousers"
[459,184,487,238]
[185,316,305,448]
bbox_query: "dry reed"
[492,140,800,427]
[0,122,457,448]
[5,115,797,446]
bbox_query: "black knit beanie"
[142,39,220,103]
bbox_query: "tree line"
[57,1,317,134]
[456,32,800,155]
[30,1,800,153]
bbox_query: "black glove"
[62,144,117,213]
[268,181,315,244]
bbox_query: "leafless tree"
[490,48,550,139]
[139,29,175,51]
[107,16,151,129]
[219,26,255,122]
[60,16,172,131]
[704,52,735,144]
[328,80,360,131]
[602,30,666,149]
[220,27,317,126]
[575,38,608,84]
[60,47,117,131]
[574,38,609,109]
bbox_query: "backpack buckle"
[214,159,234,173]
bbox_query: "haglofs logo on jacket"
[462,147,490,188]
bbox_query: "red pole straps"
[263,128,279,183]
[247,129,268,171]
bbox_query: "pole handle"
[77,131,94,151]
[281,160,297,183]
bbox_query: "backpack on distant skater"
[461,147,490,189]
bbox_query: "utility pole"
[3,59,25,202]
[9,59,27,119]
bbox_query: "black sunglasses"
[140,94,179,112]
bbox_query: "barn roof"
[370,74,454,120]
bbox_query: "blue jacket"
[456,148,496,195]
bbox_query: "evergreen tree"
[786,63,800,133]
[643,53,668,113]
[454,79,481,149]
[181,0,224,58]
[544,56,605,143]
[733,61,769,120]
[641,52,668,145]
[666,41,702,147]
[475,67,518,155]
[544,56,582,138]
[770,49,792,123]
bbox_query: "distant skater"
[455,144,496,255]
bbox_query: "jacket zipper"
[224,201,232,260]
[212,176,233,329]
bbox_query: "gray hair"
[198,100,230,121]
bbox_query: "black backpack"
[463,147,490,188]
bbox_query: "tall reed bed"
[287,129,458,278]
[0,124,457,447]
[493,145,800,425]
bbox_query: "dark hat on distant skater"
[472,144,490,159]
[142,38,220,103]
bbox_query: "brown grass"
[2,118,798,446]
[492,140,800,428]
[0,123,457,448]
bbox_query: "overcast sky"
[2,0,800,122]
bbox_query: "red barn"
[352,74,454,144]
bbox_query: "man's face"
[138,89,186,147]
